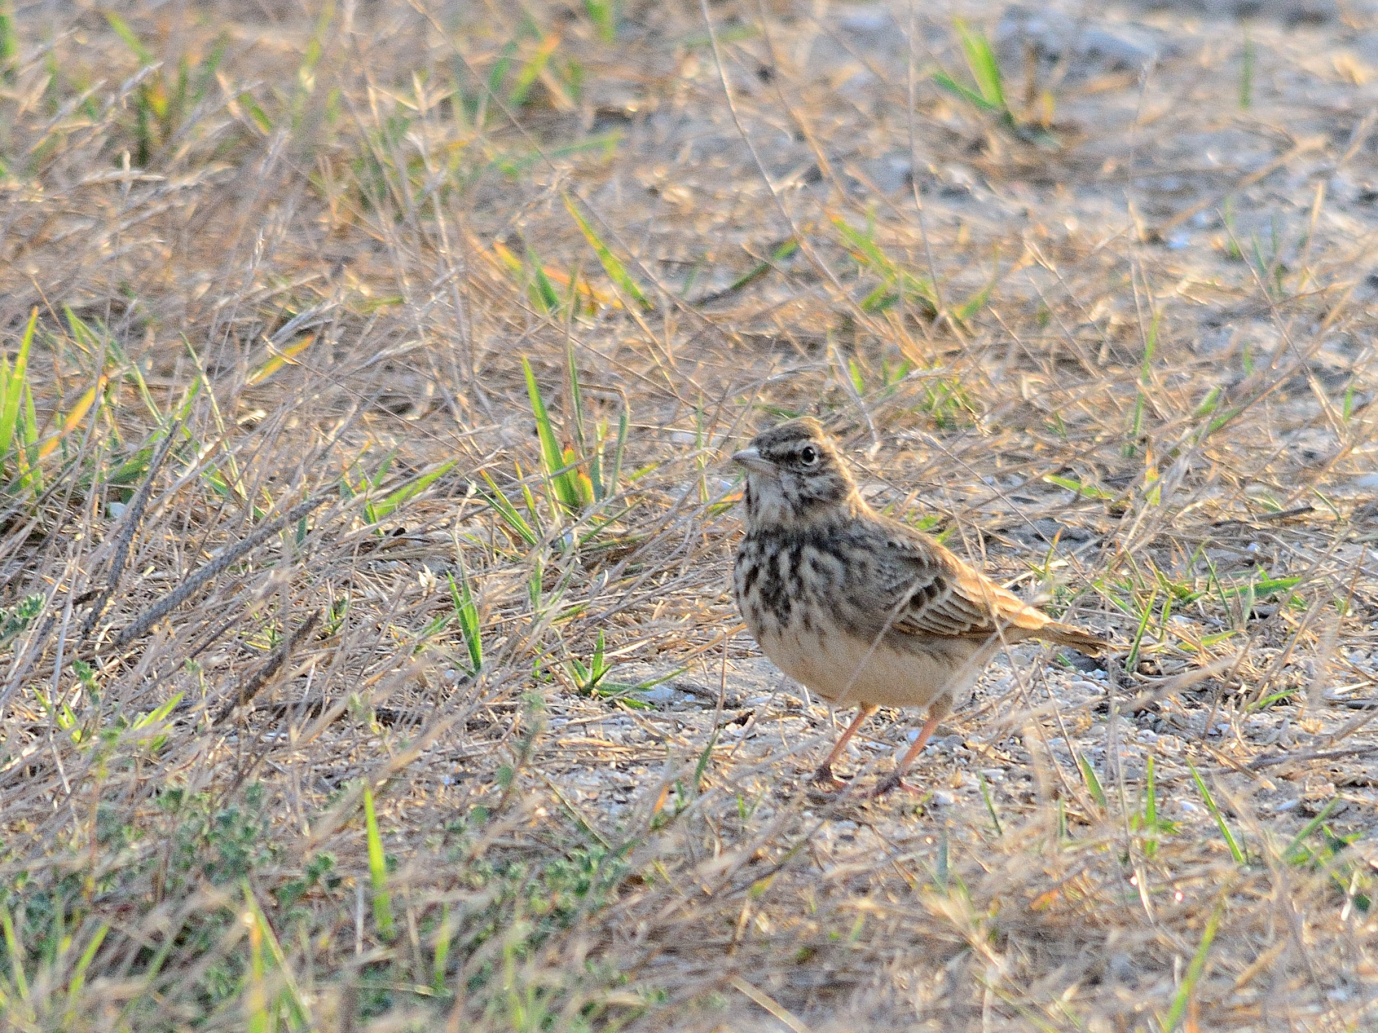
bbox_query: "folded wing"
[864,521,1057,643]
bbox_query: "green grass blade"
[1042,473,1116,501]
[563,193,653,310]
[486,39,517,106]
[432,904,453,992]
[585,0,617,42]
[1078,754,1106,810]
[953,280,994,322]
[1189,762,1246,864]
[1159,895,1225,1031]
[607,409,628,501]
[240,882,311,1028]
[522,242,561,312]
[133,692,184,730]
[366,459,458,524]
[955,19,1006,110]
[0,309,36,479]
[246,914,268,1033]
[832,218,938,310]
[448,568,483,673]
[1283,796,1342,863]
[933,70,1001,113]
[62,922,109,1020]
[509,33,559,107]
[832,216,897,276]
[0,902,28,999]
[565,342,587,459]
[1125,587,1158,674]
[978,772,1003,836]
[522,356,582,513]
[0,0,17,80]
[362,784,395,940]
[1144,755,1158,829]
[104,11,152,64]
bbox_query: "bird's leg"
[812,704,878,788]
[870,710,943,798]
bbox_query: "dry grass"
[1,0,1377,1029]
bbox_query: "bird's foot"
[810,764,850,790]
[868,773,923,798]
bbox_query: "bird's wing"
[869,521,1050,641]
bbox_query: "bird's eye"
[799,445,819,466]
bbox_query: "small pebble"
[640,684,676,706]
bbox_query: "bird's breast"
[733,531,981,709]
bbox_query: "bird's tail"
[1036,621,1109,653]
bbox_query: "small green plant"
[105,14,229,166]
[832,215,938,318]
[933,19,1057,146]
[567,627,612,694]
[705,237,798,301]
[32,685,181,755]
[482,354,632,549]
[564,628,681,709]
[847,354,911,401]
[341,454,457,527]
[0,593,43,649]
[1123,305,1161,458]
[934,20,1008,122]
[160,782,277,888]
[1221,197,1244,260]
[1283,799,1371,912]
[1124,585,1158,675]
[832,215,998,326]
[240,882,310,1031]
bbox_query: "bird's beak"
[731,447,773,474]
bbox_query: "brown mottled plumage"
[732,417,1107,796]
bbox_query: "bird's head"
[731,417,860,528]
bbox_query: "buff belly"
[753,620,990,711]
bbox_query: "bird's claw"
[868,774,922,798]
[810,764,850,790]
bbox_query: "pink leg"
[869,710,943,798]
[812,704,879,788]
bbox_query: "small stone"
[640,683,677,706]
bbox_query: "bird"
[731,417,1107,797]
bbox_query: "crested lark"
[732,417,1107,797]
